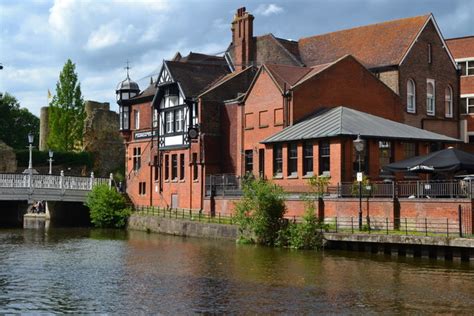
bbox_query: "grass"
[133,206,235,225]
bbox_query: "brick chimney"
[231,7,254,70]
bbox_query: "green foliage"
[307,174,331,197]
[48,59,85,151]
[234,178,286,246]
[0,93,39,149]
[15,149,93,168]
[351,175,375,197]
[85,184,131,228]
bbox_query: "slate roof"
[262,106,460,144]
[446,36,474,59]
[165,59,230,98]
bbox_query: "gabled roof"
[446,36,474,59]
[262,106,460,144]
[298,14,431,68]
[264,63,312,90]
[165,60,230,98]
[198,66,257,98]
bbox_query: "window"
[154,155,159,181]
[165,155,169,180]
[175,109,184,132]
[258,149,265,178]
[287,143,298,176]
[303,141,313,176]
[426,79,435,116]
[378,141,392,168]
[273,144,283,176]
[407,79,416,113]
[469,135,474,144]
[139,182,146,195]
[179,154,185,180]
[244,150,253,174]
[171,154,178,180]
[192,153,198,181]
[318,141,330,175]
[462,97,474,114]
[445,86,453,118]
[458,60,474,76]
[133,147,141,171]
[427,43,432,64]
[166,111,174,133]
[134,110,140,129]
[153,108,158,128]
[403,142,417,159]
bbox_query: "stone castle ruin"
[39,101,124,176]
[0,140,17,173]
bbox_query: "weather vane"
[125,60,131,78]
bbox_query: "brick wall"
[399,20,459,138]
[292,56,404,123]
[461,76,474,95]
[378,69,399,94]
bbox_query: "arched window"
[445,86,453,118]
[407,79,416,113]
[426,79,435,116]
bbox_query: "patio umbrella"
[383,147,474,173]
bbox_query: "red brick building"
[446,36,474,142]
[117,7,462,219]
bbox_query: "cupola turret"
[116,62,140,131]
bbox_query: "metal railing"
[204,174,474,200]
[133,205,236,225]
[0,173,110,191]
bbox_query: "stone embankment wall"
[0,140,16,172]
[128,214,238,240]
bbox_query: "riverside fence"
[205,174,474,199]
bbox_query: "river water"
[0,228,473,314]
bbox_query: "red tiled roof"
[264,63,312,90]
[298,14,430,68]
[446,36,474,59]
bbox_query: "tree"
[48,59,85,151]
[0,93,39,149]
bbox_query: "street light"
[28,132,34,172]
[48,150,54,175]
[353,134,365,230]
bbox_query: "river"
[0,227,473,314]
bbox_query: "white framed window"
[426,79,435,116]
[462,97,474,114]
[457,60,474,76]
[445,86,453,118]
[166,95,179,108]
[166,111,174,134]
[153,108,158,128]
[175,109,184,132]
[407,79,416,113]
[134,110,140,129]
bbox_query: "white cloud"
[85,21,124,51]
[255,4,284,16]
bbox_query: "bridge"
[0,172,111,203]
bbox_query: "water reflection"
[0,228,472,314]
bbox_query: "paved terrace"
[0,173,111,203]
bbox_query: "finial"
[150,76,154,85]
[125,60,131,78]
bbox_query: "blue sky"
[0,0,473,116]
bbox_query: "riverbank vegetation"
[85,184,131,228]
[234,176,326,250]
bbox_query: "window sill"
[259,125,269,129]
[193,180,199,183]
[273,174,283,179]
[274,123,284,127]
[287,175,298,179]
[172,179,178,183]
[303,174,314,179]
[179,180,185,183]
[426,113,435,117]
[445,115,453,119]
[406,110,416,115]
[244,127,254,130]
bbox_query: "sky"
[0,0,473,117]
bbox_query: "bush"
[287,207,324,250]
[234,178,286,246]
[85,184,131,228]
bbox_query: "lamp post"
[27,132,34,173]
[48,150,54,175]
[353,134,365,230]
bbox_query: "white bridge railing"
[0,172,111,191]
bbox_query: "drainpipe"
[282,84,291,127]
[200,133,206,212]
